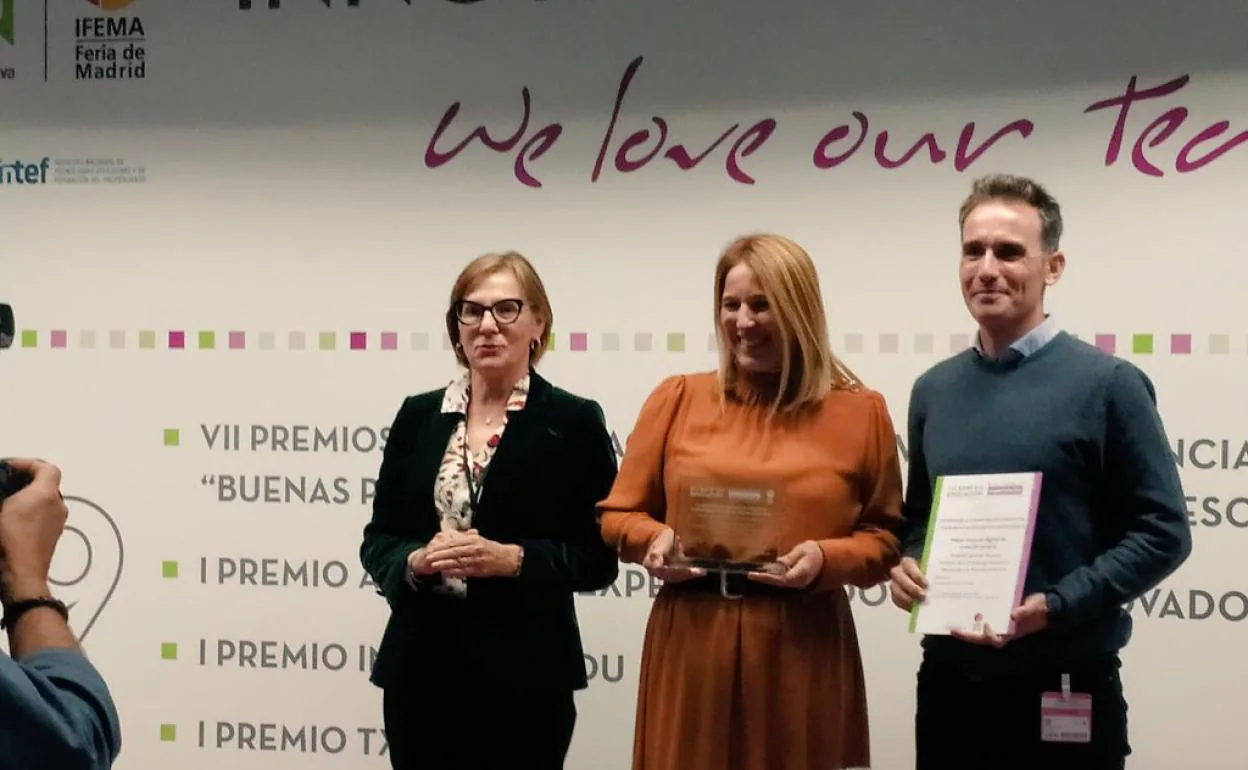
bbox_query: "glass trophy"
[670,479,787,577]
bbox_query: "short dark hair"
[959,173,1063,252]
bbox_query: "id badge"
[1040,674,1091,744]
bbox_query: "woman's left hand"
[425,529,522,579]
[746,540,824,589]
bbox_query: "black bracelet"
[1,597,69,630]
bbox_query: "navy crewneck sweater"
[901,330,1192,675]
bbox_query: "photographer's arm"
[0,459,122,770]
[2,594,122,770]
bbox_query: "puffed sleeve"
[597,374,687,564]
[815,389,905,589]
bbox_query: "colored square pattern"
[160,724,176,742]
[4,328,1246,358]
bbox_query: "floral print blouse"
[421,371,530,597]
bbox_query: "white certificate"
[909,471,1042,636]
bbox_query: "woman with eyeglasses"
[359,251,620,770]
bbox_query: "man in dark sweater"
[888,174,1191,770]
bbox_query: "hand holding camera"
[0,458,68,602]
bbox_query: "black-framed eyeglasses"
[453,298,524,326]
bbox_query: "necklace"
[478,405,506,426]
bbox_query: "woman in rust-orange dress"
[599,234,905,770]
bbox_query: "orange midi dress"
[599,372,905,770]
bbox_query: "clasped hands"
[887,556,1048,646]
[641,527,824,590]
[408,528,521,581]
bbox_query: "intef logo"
[75,0,145,81]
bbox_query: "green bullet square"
[1132,333,1153,354]
[160,642,177,660]
[198,331,215,349]
[161,560,178,579]
[163,428,179,447]
[666,332,686,352]
[138,330,156,349]
[160,724,176,742]
[546,332,555,351]
[318,332,336,350]
[20,330,36,348]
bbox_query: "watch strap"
[1,596,69,630]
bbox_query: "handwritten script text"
[424,59,1243,187]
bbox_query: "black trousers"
[915,655,1130,770]
[382,684,577,770]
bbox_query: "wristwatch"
[1,596,69,630]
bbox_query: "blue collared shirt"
[973,315,1060,361]
[0,647,122,769]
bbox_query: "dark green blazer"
[360,371,620,692]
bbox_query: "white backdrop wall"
[2,1,1245,768]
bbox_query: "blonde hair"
[445,250,554,368]
[713,234,861,415]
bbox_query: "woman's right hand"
[641,527,705,584]
[407,546,436,576]
[408,530,470,576]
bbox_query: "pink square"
[50,330,67,348]
[228,331,246,350]
[350,332,367,350]
[1169,334,1191,355]
[569,332,588,352]
[168,331,185,349]
[1094,334,1115,354]
[380,331,398,350]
